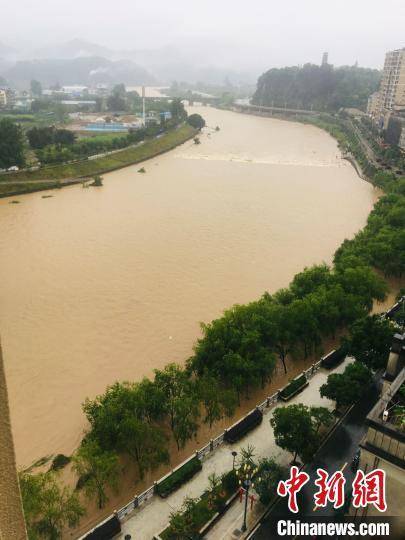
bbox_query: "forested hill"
[252,64,380,111]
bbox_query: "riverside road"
[250,381,381,539]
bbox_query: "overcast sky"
[2,0,404,70]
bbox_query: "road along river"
[0,106,378,467]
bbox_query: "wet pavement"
[251,382,381,539]
[119,361,352,539]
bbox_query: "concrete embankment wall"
[0,343,27,540]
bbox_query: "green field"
[76,131,130,143]
[0,111,58,129]
[0,124,196,197]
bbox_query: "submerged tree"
[19,471,84,539]
[73,439,120,509]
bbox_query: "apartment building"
[351,333,405,535]
[372,48,405,128]
[367,92,380,117]
[0,88,7,108]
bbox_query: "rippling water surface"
[0,107,376,465]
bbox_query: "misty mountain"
[32,39,114,60]
[0,41,16,62]
[12,39,257,85]
[2,56,156,88]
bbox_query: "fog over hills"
[32,39,114,60]
[2,56,156,88]
[0,38,258,88]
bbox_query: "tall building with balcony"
[352,333,405,536]
[374,48,405,128]
[0,88,7,108]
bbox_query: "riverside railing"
[111,358,323,523]
[81,298,401,538]
[80,358,324,537]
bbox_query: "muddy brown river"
[0,107,377,466]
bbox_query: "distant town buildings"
[321,52,329,66]
[0,88,7,108]
[0,87,16,109]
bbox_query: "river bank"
[66,335,341,538]
[67,286,396,539]
[1,106,377,467]
[0,124,197,197]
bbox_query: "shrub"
[82,515,121,539]
[50,454,71,471]
[187,113,205,130]
[321,347,347,369]
[279,374,308,400]
[90,175,103,187]
[161,469,238,539]
[75,472,92,491]
[156,456,202,498]
[220,470,238,495]
[224,408,263,443]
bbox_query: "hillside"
[252,63,381,111]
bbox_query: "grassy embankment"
[0,124,197,198]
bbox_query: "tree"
[252,64,380,111]
[172,393,200,450]
[170,98,187,121]
[54,129,76,146]
[0,118,25,169]
[19,471,84,540]
[290,264,332,298]
[320,361,373,409]
[30,79,42,98]
[73,439,120,509]
[27,127,55,149]
[255,458,286,505]
[135,377,167,423]
[118,416,169,478]
[83,381,139,450]
[310,406,334,433]
[263,303,297,374]
[154,363,192,429]
[107,84,127,111]
[198,374,237,428]
[344,315,395,370]
[187,113,205,130]
[271,404,331,463]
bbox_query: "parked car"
[351,449,360,471]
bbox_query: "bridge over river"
[231,102,321,117]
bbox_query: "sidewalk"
[118,359,351,540]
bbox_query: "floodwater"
[0,107,377,467]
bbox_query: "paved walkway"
[118,359,351,540]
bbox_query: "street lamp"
[231,451,238,470]
[236,463,260,532]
